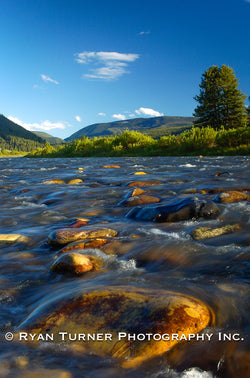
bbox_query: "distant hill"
[65,116,195,141]
[0,114,45,152]
[33,131,65,145]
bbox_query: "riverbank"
[27,126,250,158]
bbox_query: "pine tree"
[193,65,247,129]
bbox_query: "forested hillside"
[0,114,45,152]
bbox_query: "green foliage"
[27,127,250,158]
[194,65,248,129]
[0,135,45,152]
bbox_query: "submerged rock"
[127,197,220,222]
[103,165,121,168]
[67,219,88,228]
[48,228,118,247]
[128,180,162,187]
[215,191,250,203]
[192,224,241,240]
[50,252,102,275]
[0,234,31,243]
[131,188,146,196]
[43,179,65,184]
[59,239,108,253]
[67,179,83,184]
[17,287,213,369]
[119,195,161,207]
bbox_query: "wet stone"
[58,239,108,253]
[0,234,31,244]
[47,228,118,247]
[17,287,213,369]
[126,197,220,223]
[131,188,146,196]
[50,252,102,275]
[67,179,83,184]
[192,224,242,240]
[43,179,65,184]
[215,191,250,203]
[119,195,161,207]
[103,165,121,168]
[128,180,162,187]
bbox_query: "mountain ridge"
[66,116,195,141]
[32,131,65,145]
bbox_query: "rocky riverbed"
[0,156,249,378]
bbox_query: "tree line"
[28,125,249,158]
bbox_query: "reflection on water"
[0,156,249,377]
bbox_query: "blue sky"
[1,0,250,139]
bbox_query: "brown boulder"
[50,252,102,275]
[216,191,249,203]
[18,287,213,369]
[121,195,161,207]
[48,228,118,247]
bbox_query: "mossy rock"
[192,224,241,240]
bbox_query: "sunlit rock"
[50,252,102,275]
[215,191,250,203]
[192,224,241,240]
[67,219,88,228]
[128,180,162,187]
[103,165,121,168]
[43,179,65,184]
[67,179,83,184]
[17,287,213,369]
[58,239,108,253]
[119,195,161,207]
[133,172,147,175]
[131,188,146,196]
[0,234,31,243]
[48,228,118,247]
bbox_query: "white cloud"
[8,116,70,131]
[75,115,81,122]
[129,113,135,117]
[98,112,106,116]
[112,114,126,120]
[138,31,150,35]
[41,74,59,85]
[135,107,164,117]
[75,51,139,80]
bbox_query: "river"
[0,156,249,378]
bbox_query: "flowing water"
[0,156,249,378]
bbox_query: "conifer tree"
[193,65,247,129]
